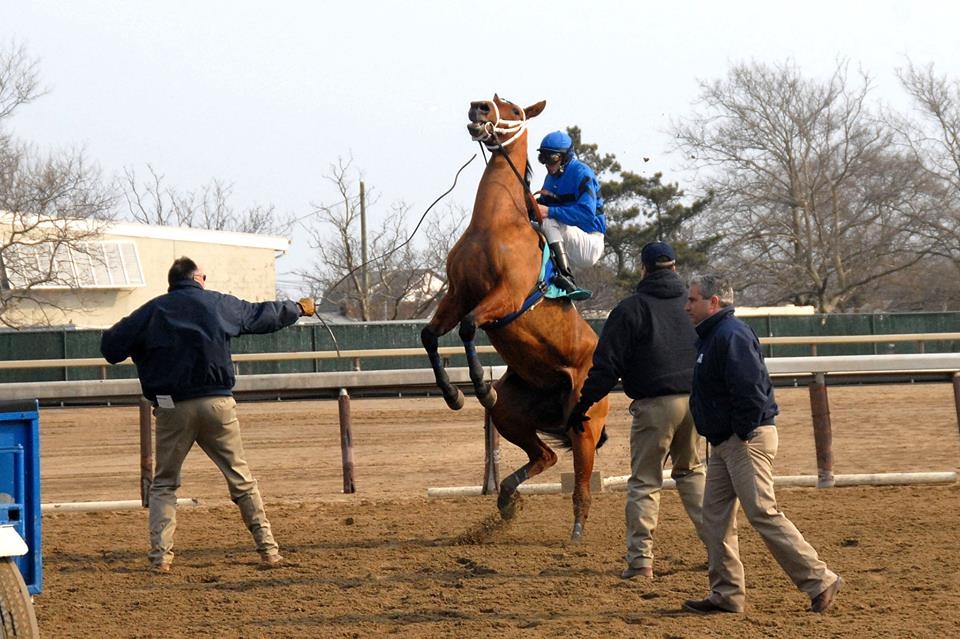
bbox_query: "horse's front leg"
[458,314,496,410]
[421,323,464,410]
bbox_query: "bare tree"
[0,43,115,327]
[674,60,935,312]
[298,159,463,320]
[121,165,293,236]
[894,61,960,275]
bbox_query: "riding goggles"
[537,151,563,165]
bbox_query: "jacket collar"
[695,305,736,339]
[168,279,203,293]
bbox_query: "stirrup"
[552,272,578,293]
[551,273,592,300]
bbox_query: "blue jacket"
[689,305,779,445]
[539,158,606,234]
[579,269,696,406]
[100,279,301,404]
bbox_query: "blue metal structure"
[0,399,42,595]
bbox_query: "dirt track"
[35,384,960,638]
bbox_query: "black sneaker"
[682,598,739,614]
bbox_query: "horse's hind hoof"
[569,522,584,544]
[497,492,522,520]
[444,388,465,410]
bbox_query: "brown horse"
[420,94,609,541]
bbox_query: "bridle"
[471,101,536,220]
[470,100,528,149]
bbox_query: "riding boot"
[549,242,578,293]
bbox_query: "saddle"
[481,240,590,329]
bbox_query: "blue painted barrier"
[0,399,42,595]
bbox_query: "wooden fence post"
[952,372,960,444]
[338,388,356,494]
[808,373,835,488]
[138,397,153,507]
[482,410,500,494]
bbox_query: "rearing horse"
[421,95,609,541]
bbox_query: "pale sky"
[4,1,959,295]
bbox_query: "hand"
[526,192,545,223]
[297,297,316,317]
[565,405,589,434]
[536,203,548,224]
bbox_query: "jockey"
[533,130,606,296]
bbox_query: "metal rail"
[1,332,958,370]
[3,344,957,502]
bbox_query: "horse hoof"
[569,522,584,544]
[479,386,497,410]
[498,492,522,520]
[444,388,465,410]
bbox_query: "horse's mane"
[524,161,533,189]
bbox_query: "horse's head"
[467,94,546,149]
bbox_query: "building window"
[2,240,145,289]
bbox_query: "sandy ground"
[33,383,960,638]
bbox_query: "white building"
[1,217,289,328]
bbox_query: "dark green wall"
[1,312,958,383]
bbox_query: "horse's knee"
[544,447,559,468]
[457,316,477,342]
[420,325,438,350]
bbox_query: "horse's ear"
[524,100,546,119]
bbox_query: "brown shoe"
[682,598,739,614]
[259,553,284,569]
[810,576,843,613]
[620,565,653,579]
[152,561,172,574]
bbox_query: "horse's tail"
[542,425,608,452]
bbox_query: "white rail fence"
[1,334,958,503]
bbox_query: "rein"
[471,103,560,330]
[472,106,538,223]
[313,154,478,355]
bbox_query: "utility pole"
[359,180,369,320]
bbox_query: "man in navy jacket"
[101,256,314,574]
[682,273,842,614]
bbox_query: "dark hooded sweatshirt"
[578,268,697,408]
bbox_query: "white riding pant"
[540,218,604,268]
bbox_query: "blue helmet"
[538,131,573,154]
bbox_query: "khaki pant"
[624,394,706,570]
[702,426,839,611]
[147,396,278,566]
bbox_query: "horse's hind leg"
[497,439,557,520]
[421,321,464,410]
[490,375,558,519]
